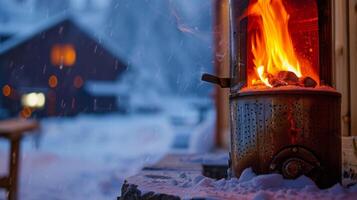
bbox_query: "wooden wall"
[349,0,357,136]
[335,0,357,136]
[335,0,350,136]
[213,0,230,148]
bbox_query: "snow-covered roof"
[0,12,126,62]
[84,81,129,96]
[0,29,16,36]
[0,1,39,33]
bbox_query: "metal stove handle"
[201,73,232,88]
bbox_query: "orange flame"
[247,0,309,87]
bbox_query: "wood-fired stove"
[203,0,341,188]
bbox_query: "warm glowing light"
[73,76,84,88]
[2,85,11,97]
[257,66,272,87]
[245,0,317,87]
[63,45,76,66]
[51,45,61,65]
[48,75,58,88]
[37,94,46,107]
[20,107,32,118]
[21,93,46,108]
[51,44,76,67]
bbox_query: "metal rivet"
[292,147,298,153]
[270,164,276,170]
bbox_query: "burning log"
[269,78,288,88]
[251,79,266,87]
[252,70,318,88]
[258,71,318,88]
[300,76,317,88]
[277,71,300,85]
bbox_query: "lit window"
[48,75,58,88]
[51,44,76,67]
[2,84,11,97]
[21,93,46,109]
[20,107,32,118]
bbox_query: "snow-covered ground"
[0,115,173,199]
[0,101,355,200]
[0,96,214,200]
[132,167,357,200]
[1,109,356,200]
[0,96,356,200]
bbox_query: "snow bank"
[133,164,357,200]
[184,168,357,199]
[188,110,216,153]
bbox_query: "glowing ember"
[245,0,317,88]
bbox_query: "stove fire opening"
[244,0,320,89]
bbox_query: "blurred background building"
[0,0,216,199]
[0,0,213,118]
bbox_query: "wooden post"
[349,0,357,136]
[334,0,351,136]
[213,0,230,148]
[0,119,39,200]
[8,137,20,200]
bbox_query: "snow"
[0,96,215,200]
[132,167,357,200]
[0,113,174,199]
[0,1,355,200]
[0,105,355,200]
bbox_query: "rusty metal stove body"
[203,0,340,188]
[230,89,341,188]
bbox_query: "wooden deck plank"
[120,153,230,200]
[143,154,202,172]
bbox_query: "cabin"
[0,14,127,118]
